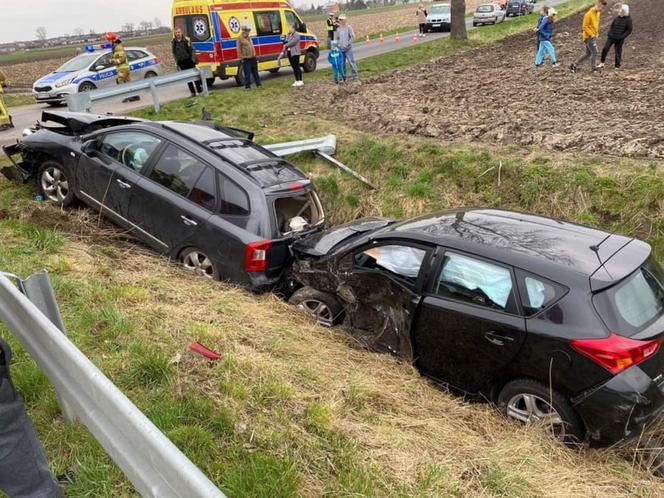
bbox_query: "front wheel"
[180,248,220,280]
[302,51,317,73]
[144,71,158,79]
[78,81,96,93]
[38,161,75,206]
[288,286,344,327]
[498,379,585,446]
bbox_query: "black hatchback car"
[506,0,533,16]
[2,111,325,291]
[289,209,664,446]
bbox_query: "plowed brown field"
[314,0,664,159]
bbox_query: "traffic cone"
[379,33,384,44]
[395,31,401,43]
[366,34,371,44]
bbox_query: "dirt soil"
[314,0,664,159]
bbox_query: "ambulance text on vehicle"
[172,0,320,85]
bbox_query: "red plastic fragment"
[189,342,222,361]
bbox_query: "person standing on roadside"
[334,14,359,81]
[534,5,550,53]
[0,338,63,497]
[282,24,303,87]
[238,25,261,90]
[0,69,12,130]
[569,0,608,73]
[535,9,560,68]
[325,12,338,49]
[109,33,140,102]
[416,4,428,38]
[601,4,632,69]
[172,28,203,97]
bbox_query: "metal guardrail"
[0,271,226,498]
[66,66,214,113]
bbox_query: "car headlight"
[55,78,75,88]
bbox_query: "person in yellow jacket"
[325,13,338,50]
[570,0,608,73]
[0,69,14,130]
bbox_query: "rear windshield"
[477,5,494,12]
[593,257,664,336]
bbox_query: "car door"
[126,143,214,254]
[76,130,163,229]
[413,249,527,393]
[335,241,433,360]
[91,52,116,88]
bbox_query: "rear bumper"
[572,366,664,446]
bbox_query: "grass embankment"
[4,93,35,107]
[2,0,663,495]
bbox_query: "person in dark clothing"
[172,28,203,96]
[601,4,633,68]
[0,338,63,498]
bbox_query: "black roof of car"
[373,208,651,290]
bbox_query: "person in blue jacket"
[534,5,550,53]
[535,9,560,68]
[328,41,347,84]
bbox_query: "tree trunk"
[451,0,467,41]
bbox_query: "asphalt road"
[1,1,562,148]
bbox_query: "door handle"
[484,330,514,347]
[116,179,131,189]
[181,215,198,227]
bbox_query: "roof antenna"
[590,231,614,253]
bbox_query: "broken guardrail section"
[0,271,226,498]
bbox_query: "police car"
[33,47,163,106]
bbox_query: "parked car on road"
[473,4,506,26]
[425,3,452,32]
[2,111,325,291]
[32,47,163,106]
[289,208,664,446]
[506,0,533,17]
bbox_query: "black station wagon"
[289,208,664,446]
[3,111,325,291]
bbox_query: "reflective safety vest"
[326,18,336,31]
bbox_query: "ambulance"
[172,0,320,86]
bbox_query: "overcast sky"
[1,0,311,44]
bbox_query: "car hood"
[40,110,144,133]
[293,217,394,257]
[426,13,451,20]
[35,72,78,87]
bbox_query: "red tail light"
[245,240,272,272]
[571,334,661,374]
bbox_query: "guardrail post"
[149,81,161,113]
[20,271,77,422]
[199,67,212,97]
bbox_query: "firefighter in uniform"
[326,12,338,50]
[108,33,139,102]
[0,69,13,131]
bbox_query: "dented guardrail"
[66,66,213,113]
[0,271,226,498]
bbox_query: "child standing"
[328,41,347,84]
[535,9,560,68]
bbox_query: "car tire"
[302,51,317,73]
[473,22,478,26]
[144,71,158,78]
[78,81,96,93]
[46,102,65,107]
[498,379,585,446]
[234,70,245,87]
[180,248,220,280]
[38,161,75,207]
[288,286,344,327]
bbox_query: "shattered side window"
[437,252,516,313]
[355,245,426,284]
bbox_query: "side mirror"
[81,139,97,154]
[94,65,106,72]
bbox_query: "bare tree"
[122,22,135,34]
[154,17,163,29]
[450,0,467,40]
[36,26,47,41]
[138,21,153,35]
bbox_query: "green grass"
[3,93,35,107]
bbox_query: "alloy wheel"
[41,166,69,203]
[182,251,215,278]
[297,299,334,327]
[506,393,566,439]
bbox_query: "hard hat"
[105,32,118,42]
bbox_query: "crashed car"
[289,208,664,446]
[2,111,325,291]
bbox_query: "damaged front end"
[572,365,664,446]
[1,142,31,182]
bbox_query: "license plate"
[37,93,50,99]
[432,23,441,27]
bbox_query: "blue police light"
[85,44,95,53]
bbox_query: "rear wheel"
[38,161,75,206]
[302,51,317,73]
[206,77,216,87]
[289,286,344,327]
[180,248,220,280]
[498,379,585,445]
[144,71,158,78]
